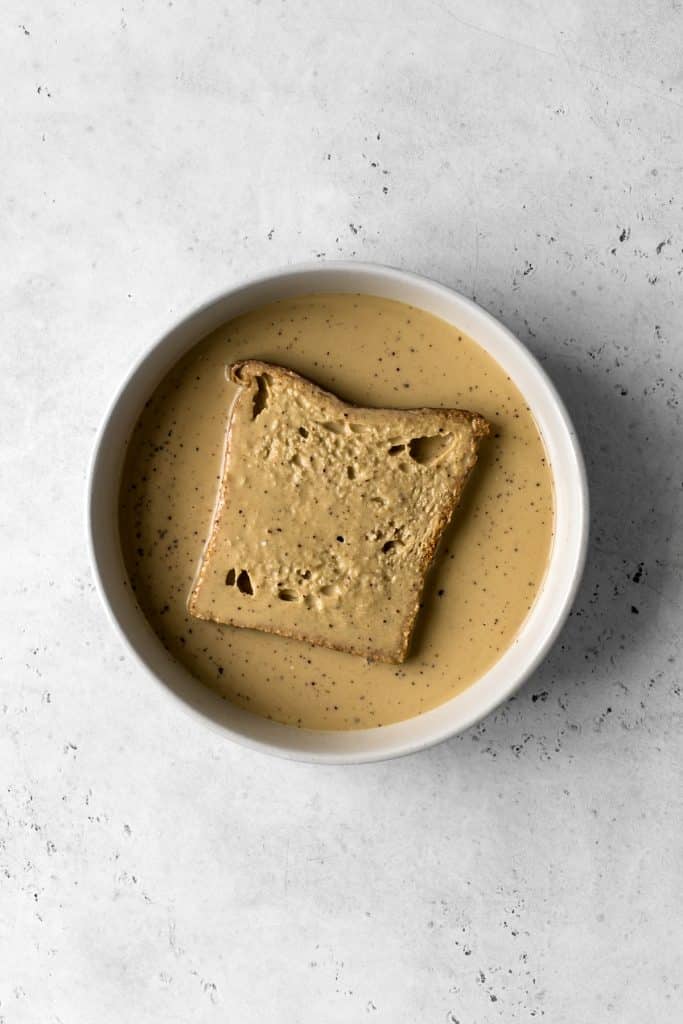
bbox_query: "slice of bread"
[188,360,490,663]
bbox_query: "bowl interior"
[88,262,588,763]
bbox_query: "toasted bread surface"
[188,360,489,662]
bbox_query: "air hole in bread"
[236,569,253,595]
[320,421,344,435]
[381,540,395,553]
[298,426,309,438]
[347,465,356,480]
[225,568,236,586]
[278,588,299,602]
[319,584,336,596]
[252,374,270,420]
[291,453,304,468]
[388,444,405,455]
[408,433,453,464]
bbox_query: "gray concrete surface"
[1,1,682,1021]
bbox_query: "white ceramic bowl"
[87,261,588,763]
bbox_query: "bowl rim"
[86,260,589,764]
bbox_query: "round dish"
[87,262,588,763]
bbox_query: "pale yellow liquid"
[119,294,554,729]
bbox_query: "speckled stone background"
[2,1,682,1021]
